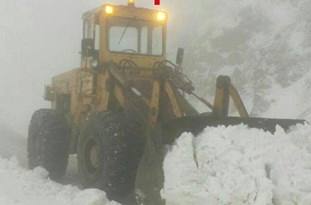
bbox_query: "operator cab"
[81,0,167,68]
[108,16,164,56]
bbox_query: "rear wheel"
[28,109,69,181]
[78,112,144,202]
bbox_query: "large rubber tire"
[28,109,69,181]
[78,112,145,203]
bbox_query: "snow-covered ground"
[0,124,118,205]
[1,0,311,204]
[163,124,311,205]
[0,157,119,205]
[2,120,311,205]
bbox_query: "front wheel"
[28,109,69,181]
[78,112,144,203]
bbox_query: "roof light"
[105,5,114,15]
[128,0,135,6]
[156,11,166,21]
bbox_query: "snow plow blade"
[135,75,307,205]
[134,116,305,205]
[162,116,306,144]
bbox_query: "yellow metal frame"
[47,2,201,152]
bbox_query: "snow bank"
[163,125,311,205]
[0,157,119,205]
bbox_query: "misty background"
[1,0,311,136]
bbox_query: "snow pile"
[0,157,119,205]
[163,125,311,205]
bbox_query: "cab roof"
[82,3,167,22]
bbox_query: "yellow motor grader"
[27,1,304,204]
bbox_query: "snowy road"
[1,122,311,205]
[0,158,119,205]
[0,124,119,205]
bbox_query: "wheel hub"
[89,144,99,168]
[85,139,100,173]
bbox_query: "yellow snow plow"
[27,1,305,204]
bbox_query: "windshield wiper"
[118,20,131,44]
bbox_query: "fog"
[0,0,188,134]
[1,0,311,135]
[0,1,92,134]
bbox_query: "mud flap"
[134,126,166,205]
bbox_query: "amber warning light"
[154,0,160,5]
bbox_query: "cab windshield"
[108,17,164,56]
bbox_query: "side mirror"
[44,85,55,101]
[81,38,95,57]
[176,48,185,66]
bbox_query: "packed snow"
[163,124,311,205]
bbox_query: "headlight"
[128,0,135,5]
[156,11,167,21]
[105,5,114,15]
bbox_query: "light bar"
[156,11,167,21]
[128,0,135,6]
[105,5,114,15]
